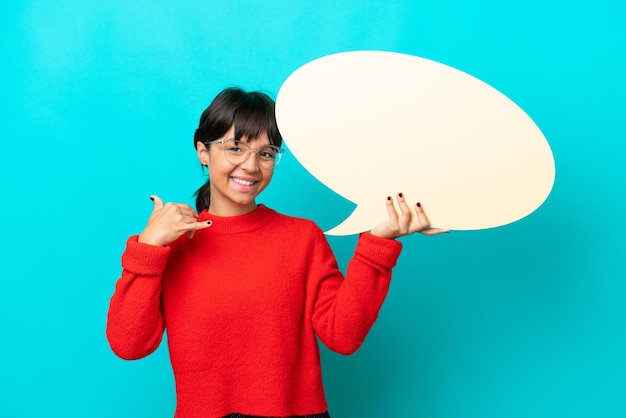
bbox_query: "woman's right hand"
[137,195,212,246]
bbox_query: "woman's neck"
[196,204,273,235]
[207,201,258,217]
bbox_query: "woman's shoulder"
[262,205,324,235]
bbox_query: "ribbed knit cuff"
[121,235,171,275]
[355,232,403,268]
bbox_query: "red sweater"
[106,205,402,417]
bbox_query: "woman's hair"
[193,87,283,213]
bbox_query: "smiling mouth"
[231,177,257,186]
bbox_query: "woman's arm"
[311,193,447,354]
[106,237,170,360]
[310,231,401,355]
[106,196,211,360]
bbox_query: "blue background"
[1,1,625,417]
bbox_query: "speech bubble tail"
[324,206,378,236]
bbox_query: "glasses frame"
[205,138,284,169]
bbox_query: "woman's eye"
[227,141,246,153]
[259,149,276,160]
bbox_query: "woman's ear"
[196,141,209,166]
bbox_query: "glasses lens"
[222,139,283,168]
[222,139,249,165]
[257,145,282,168]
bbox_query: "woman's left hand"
[369,193,450,239]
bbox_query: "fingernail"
[398,192,403,198]
[149,197,154,201]
[387,196,391,201]
[207,220,212,225]
[416,202,421,207]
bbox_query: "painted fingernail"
[149,197,154,201]
[416,202,421,207]
[398,192,403,198]
[387,196,391,201]
[207,220,212,225]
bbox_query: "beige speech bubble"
[276,51,555,235]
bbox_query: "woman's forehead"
[239,133,270,145]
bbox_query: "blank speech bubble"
[276,51,555,235]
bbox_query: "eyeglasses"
[206,138,284,169]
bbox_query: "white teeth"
[232,177,255,186]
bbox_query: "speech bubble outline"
[276,51,555,235]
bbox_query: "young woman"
[106,87,447,418]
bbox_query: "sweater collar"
[197,204,276,235]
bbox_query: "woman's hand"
[369,193,449,239]
[137,195,212,246]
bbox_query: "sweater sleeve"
[310,231,402,355]
[106,236,170,360]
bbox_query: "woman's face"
[197,125,275,216]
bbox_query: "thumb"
[149,195,164,211]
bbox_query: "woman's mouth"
[231,177,257,186]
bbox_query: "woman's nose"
[240,150,259,170]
